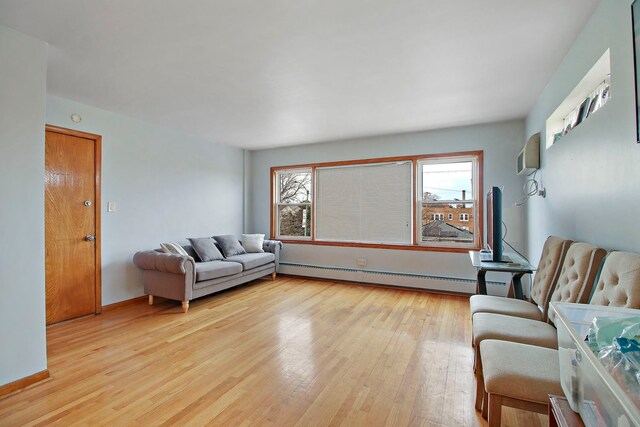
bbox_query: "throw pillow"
[213,235,246,257]
[187,237,224,262]
[242,234,265,253]
[160,242,189,256]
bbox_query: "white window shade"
[315,162,412,244]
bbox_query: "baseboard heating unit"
[279,262,506,294]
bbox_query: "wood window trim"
[45,124,102,313]
[271,166,314,240]
[270,150,483,252]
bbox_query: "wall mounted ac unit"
[517,133,540,175]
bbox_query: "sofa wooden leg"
[182,300,189,313]
[271,272,276,280]
[148,295,154,305]
[488,394,502,427]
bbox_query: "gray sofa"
[133,240,282,312]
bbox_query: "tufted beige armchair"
[470,236,572,326]
[476,250,640,426]
[472,242,607,411]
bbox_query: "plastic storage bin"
[551,302,640,427]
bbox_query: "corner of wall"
[243,149,252,233]
[0,24,49,387]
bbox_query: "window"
[315,161,412,244]
[417,154,481,249]
[274,168,312,239]
[271,151,482,251]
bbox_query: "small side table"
[548,395,584,427]
[469,251,535,300]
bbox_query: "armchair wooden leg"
[148,295,154,305]
[482,390,489,419]
[473,345,479,374]
[182,300,189,313]
[475,349,485,413]
[271,272,276,280]
[475,370,485,411]
[488,394,502,427]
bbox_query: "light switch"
[107,202,116,212]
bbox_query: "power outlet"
[356,258,367,267]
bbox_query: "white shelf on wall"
[545,49,611,149]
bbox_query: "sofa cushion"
[188,237,224,262]
[242,233,265,253]
[182,244,202,262]
[214,235,247,257]
[195,260,242,282]
[241,262,274,277]
[160,242,189,256]
[223,252,275,271]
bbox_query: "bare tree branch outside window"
[279,172,311,204]
[277,170,312,237]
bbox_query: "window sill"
[275,239,479,253]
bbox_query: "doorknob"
[85,235,95,242]
[84,200,92,206]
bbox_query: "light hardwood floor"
[0,277,547,426]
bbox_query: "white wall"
[525,0,640,258]
[46,96,245,305]
[0,26,48,386]
[247,120,526,293]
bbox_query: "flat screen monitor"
[486,186,510,263]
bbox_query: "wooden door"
[45,126,101,325]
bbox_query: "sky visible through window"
[422,161,472,201]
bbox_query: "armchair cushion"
[480,340,562,404]
[470,295,544,321]
[590,251,640,308]
[473,312,558,349]
[547,242,607,323]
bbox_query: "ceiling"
[0,0,600,150]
